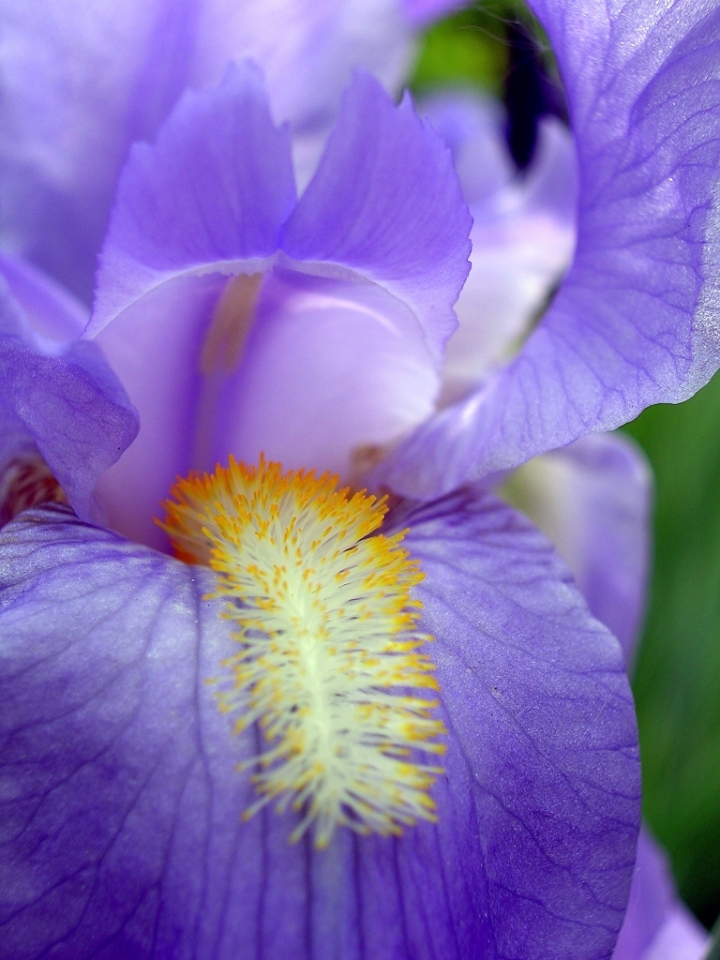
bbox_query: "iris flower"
[0,1,718,959]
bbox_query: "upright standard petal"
[90,69,470,548]
[0,0,171,302]
[89,62,296,547]
[282,71,472,362]
[0,0,416,301]
[0,495,638,960]
[219,0,416,131]
[506,433,652,667]
[380,0,720,497]
[0,274,137,521]
[90,60,297,336]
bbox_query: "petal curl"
[0,256,88,484]
[95,268,440,550]
[379,0,720,496]
[506,433,651,667]
[208,269,439,480]
[0,498,638,960]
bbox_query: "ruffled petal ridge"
[283,70,472,362]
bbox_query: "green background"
[411,2,720,929]
[627,384,720,929]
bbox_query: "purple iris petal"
[613,828,708,960]
[505,431,701,960]
[93,273,229,548]
[396,490,639,959]
[282,70,472,362]
[427,98,577,400]
[508,433,651,668]
[90,66,469,548]
[0,271,137,521]
[95,269,440,550]
[208,270,439,476]
[0,253,88,344]
[419,92,515,208]
[0,0,418,302]
[0,255,90,500]
[0,0,250,303]
[380,0,720,498]
[414,93,576,404]
[0,492,638,959]
[90,60,297,335]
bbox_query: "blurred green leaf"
[411,11,506,94]
[625,374,720,927]
[410,3,530,95]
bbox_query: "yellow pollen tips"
[159,456,446,848]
